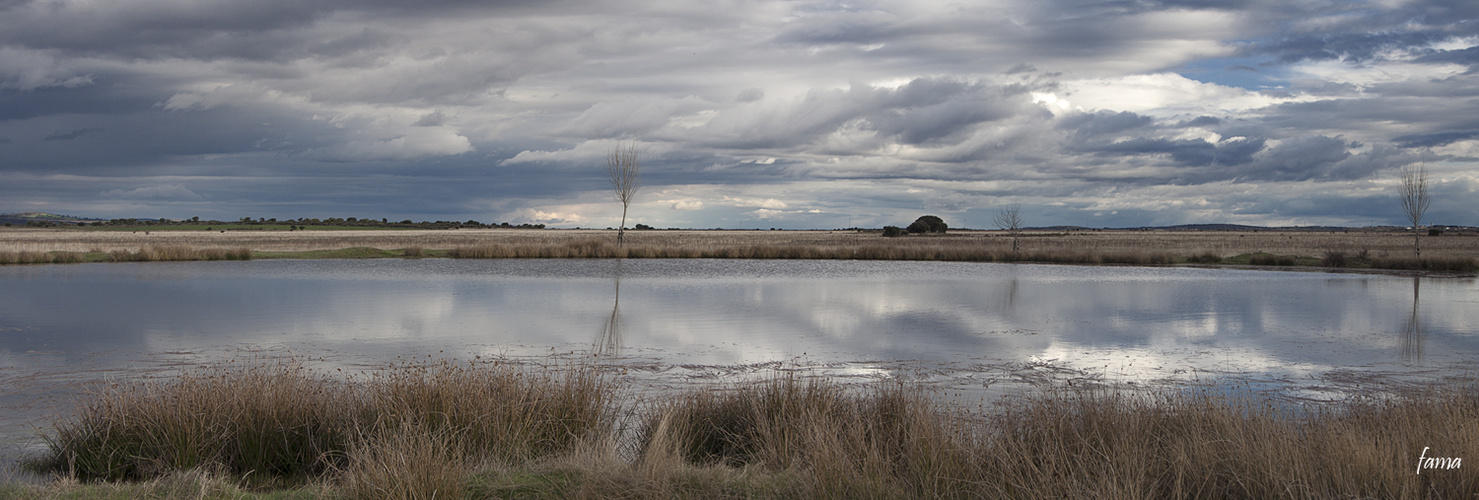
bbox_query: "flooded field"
[3,258,1477,476]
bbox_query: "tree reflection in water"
[1402,277,1423,365]
[594,258,624,358]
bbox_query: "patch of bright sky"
[1175,55,1290,91]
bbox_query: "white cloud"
[724,196,788,209]
[1062,73,1299,116]
[668,199,705,211]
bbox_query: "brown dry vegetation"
[18,358,1479,499]
[2,227,1475,268]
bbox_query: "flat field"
[0,227,1474,271]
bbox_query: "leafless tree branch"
[606,142,641,246]
[993,204,1024,252]
[1399,163,1429,258]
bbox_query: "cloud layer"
[2,0,1476,228]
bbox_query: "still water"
[3,259,1478,469]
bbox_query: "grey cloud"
[1395,130,1479,148]
[1416,46,1479,69]
[44,127,104,141]
[659,77,1042,156]
[0,0,546,61]
[102,184,206,201]
[3,0,1478,229]
[1254,31,1446,64]
[1230,136,1359,182]
[415,111,447,127]
[1058,111,1154,140]
[735,88,764,103]
[1081,137,1264,170]
[1004,64,1038,75]
[1242,0,1479,66]
[1179,116,1221,127]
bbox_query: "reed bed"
[31,358,610,490]
[21,359,1479,499]
[106,245,252,262]
[0,250,86,264]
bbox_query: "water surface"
[3,259,1477,472]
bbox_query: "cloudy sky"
[2,0,1476,229]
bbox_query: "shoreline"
[2,246,1474,278]
[8,356,1477,498]
[1,227,1476,276]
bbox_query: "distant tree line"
[73,217,546,230]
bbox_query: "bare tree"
[606,142,641,246]
[1399,163,1429,258]
[993,203,1024,252]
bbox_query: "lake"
[3,259,1478,473]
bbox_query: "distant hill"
[0,212,105,226]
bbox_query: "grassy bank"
[2,239,1472,274]
[14,358,1479,499]
[2,228,1475,273]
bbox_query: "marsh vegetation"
[13,358,1479,499]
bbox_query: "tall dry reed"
[636,379,1479,499]
[26,359,1479,499]
[639,376,975,498]
[0,251,85,264]
[33,358,610,485]
[107,245,252,262]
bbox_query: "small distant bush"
[1186,252,1222,264]
[1322,249,1348,268]
[1429,228,1443,236]
[881,226,904,237]
[1249,253,1296,266]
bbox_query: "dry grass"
[24,359,1479,499]
[0,250,86,264]
[2,228,1474,271]
[634,378,1479,499]
[107,245,252,262]
[637,376,970,498]
[31,357,609,488]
